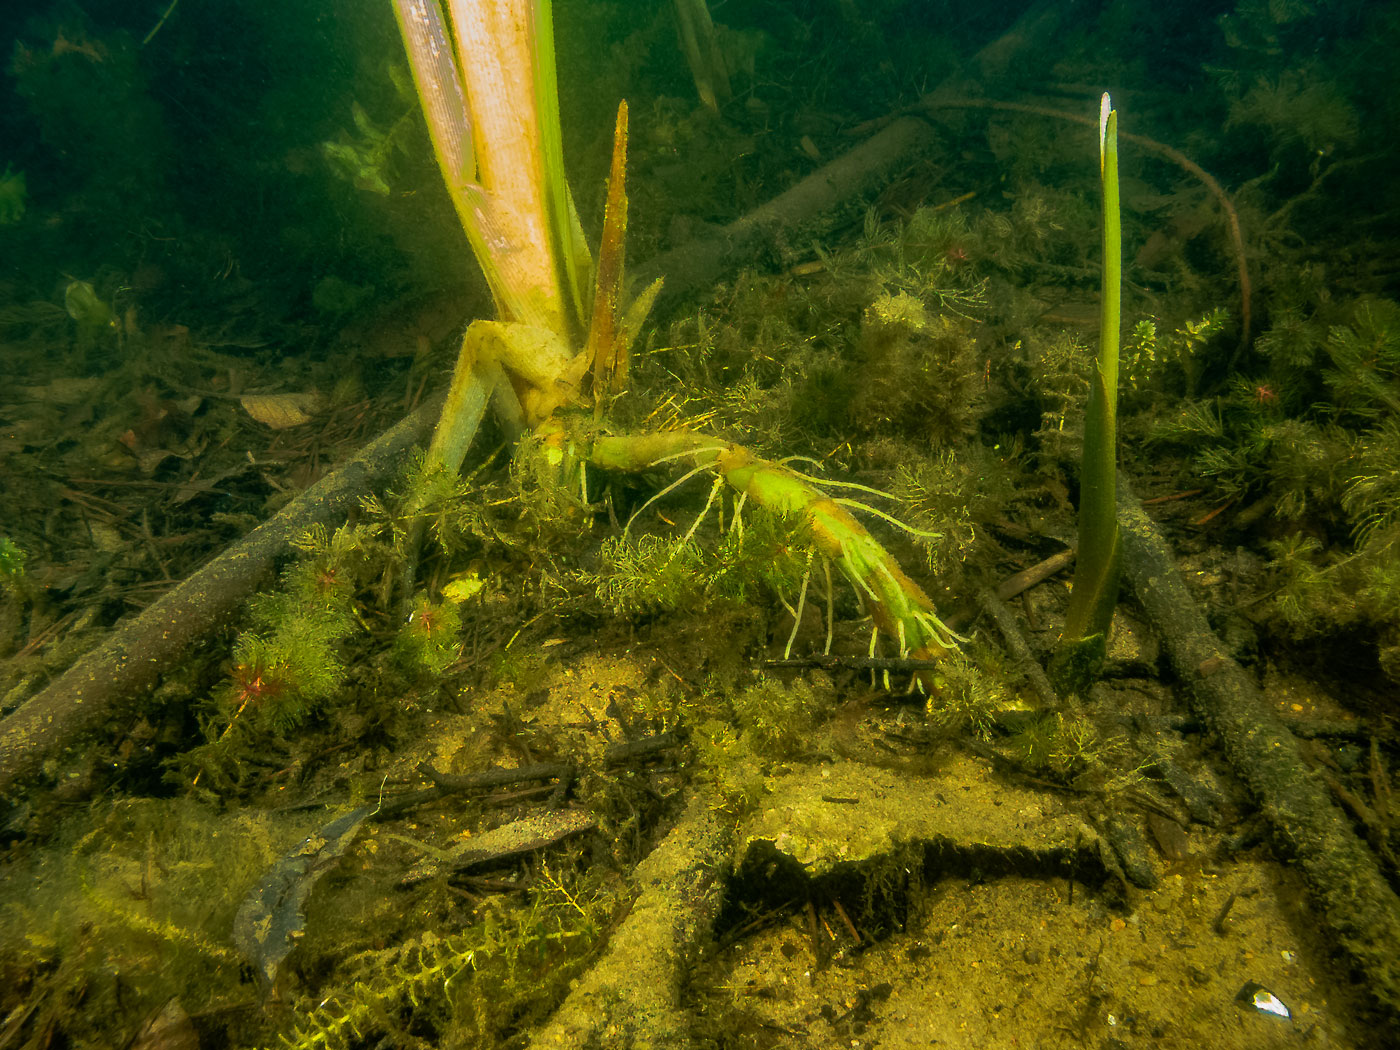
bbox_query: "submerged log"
[527,791,733,1050]
[638,0,1071,312]
[1117,479,1400,1022]
[635,115,937,311]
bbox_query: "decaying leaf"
[233,806,372,986]
[400,807,596,886]
[130,998,199,1050]
[239,392,320,429]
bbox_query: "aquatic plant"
[0,165,25,224]
[276,864,608,1050]
[1119,308,1229,400]
[672,0,731,112]
[321,99,414,197]
[63,279,118,350]
[684,672,838,815]
[1054,95,1122,688]
[187,525,363,787]
[590,506,809,617]
[386,0,961,682]
[728,674,835,759]
[0,537,26,593]
[1226,69,1359,162]
[852,292,984,449]
[1006,710,1110,784]
[1324,299,1400,422]
[392,0,601,468]
[396,594,464,677]
[586,431,961,673]
[0,796,309,1048]
[1144,296,1400,682]
[924,650,1007,738]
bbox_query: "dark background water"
[0,0,1395,370]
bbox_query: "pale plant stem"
[822,560,835,655]
[623,462,714,536]
[680,476,726,548]
[785,552,814,660]
[832,496,942,540]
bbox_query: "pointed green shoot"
[1058,93,1122,675]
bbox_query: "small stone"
[1197,655,1225,676]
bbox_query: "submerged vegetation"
[1,0,1399,1046]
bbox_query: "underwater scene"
[1,0,1398,1046]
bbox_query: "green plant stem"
[394,0,591,460]
[425,341,496,476]
[585,429,959,674]
[1061,97,1122,650]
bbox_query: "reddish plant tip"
[233,664,283,703]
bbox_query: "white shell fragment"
[1234,982,1291,1019]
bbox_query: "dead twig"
[976,587,1059,707]
[416,731,684,799]
[996,547,1075,603]
[764,655,942,673]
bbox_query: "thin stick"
[142,0,181,46]
[765,654,944,671]
[822,559,835,655]
[995,548,1075,603]
[831,898,862,944]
